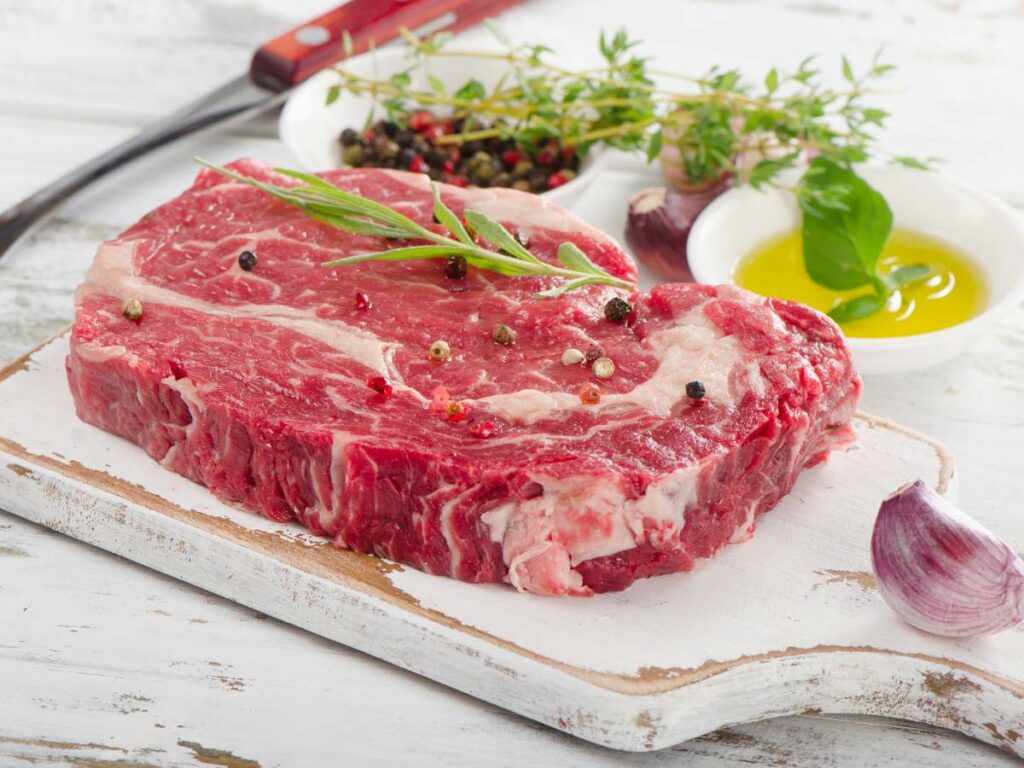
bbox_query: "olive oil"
[733,228,987,338]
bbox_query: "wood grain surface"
[1,0,1023,765]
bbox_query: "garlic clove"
[871,480,1024,638]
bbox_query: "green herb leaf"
[798,157,893,290]
[884,263,931,290]
[556,242,606,275]
[431,184,473,245]
[841,55,855,83]
[765,67,779,93]
[325,85,341,106]
[454,79,486,101]
[196,159,635,296]
[537,275,614,298]
[463,210,542,264]
[828,293,885,324]
[427,74,446,97]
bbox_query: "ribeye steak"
[67,160,861,595]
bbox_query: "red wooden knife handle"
[251,0,525,92]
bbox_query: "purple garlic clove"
[871,480,1024,638]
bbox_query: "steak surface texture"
[67,161,861,595]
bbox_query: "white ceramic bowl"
[279,46,598,208]
[687,166,1024,375]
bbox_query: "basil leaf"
[798,158,893,291]
[884,263,931,290]
[828,293,885,325]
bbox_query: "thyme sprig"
[327,28,933,188]
[195,159,635,297]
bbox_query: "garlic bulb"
[871,480,1024,638]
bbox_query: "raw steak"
[67,160,861,596]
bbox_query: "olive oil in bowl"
[733,229,988,338]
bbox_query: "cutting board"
[1,334,1022,754]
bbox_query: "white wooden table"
[1,1,1022,765]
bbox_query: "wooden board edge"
[3,450,1022,756]
[1,336,1019,716]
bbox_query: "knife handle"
[251,0,524,92]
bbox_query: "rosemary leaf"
[431,185,473,245]
[196,159,635,296]
[463,210,542,265]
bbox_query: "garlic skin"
[871,480,1024,638]
[623,186,725,282]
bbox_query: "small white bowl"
[279,47,598,208]
[687,166,1024,375]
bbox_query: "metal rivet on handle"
[294,25,331,46]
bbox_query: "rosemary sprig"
[195,159,635,297]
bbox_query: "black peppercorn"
[686,380,706,400]
[398,147,416,168]
[340,128,359,146]
[395,129,415,148]
[604,297,633,323]
[238,250,258,271]
[444,254,468,280]
[492,324,516,346]
[381,120,399,138]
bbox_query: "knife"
[0,0,524,259]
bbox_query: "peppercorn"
[395,129,415,148]
[374,137,400,160]
[342,144,363,166]
[354,292,372,311]
[604,297,634,323]
[340,128,359,146]
[492,171,512,188]
[381,120,399,138]
[578,382,601,405]
[429,340,452,362]
[585,345,604,364]
[398,147,417,168]
[238,250,257,271]
[686,380,706,400]
[561,348,585,365]
[512,159,533,177]
[511,179,531,192]
[121,297,143,321]
[426,147,447,167]
[547,171,568,190]
[492,324,516,346]
[444,254,468,280]
[445,400,469,421]
[592,357,615,380]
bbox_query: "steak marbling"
[67,160,861,595]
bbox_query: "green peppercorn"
[429,340,451,362]
[604,297,634,323]
[492,324,516,346]
[238,250,257,271]
[121,297,143,321]
[686,380,706,400]
[342,144,363,166]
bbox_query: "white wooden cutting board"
[1,333,1022,755]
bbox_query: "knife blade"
[0,0,524,259]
